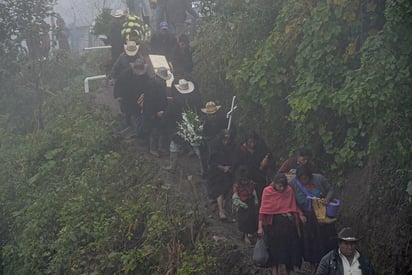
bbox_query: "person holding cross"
[200,101,227,178]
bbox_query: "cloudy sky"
[54,0,125,26]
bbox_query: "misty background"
[55,0,125,27]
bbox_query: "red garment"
[233,180,255,202]
[259,185,302,223]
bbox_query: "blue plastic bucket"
[326,199,340,218]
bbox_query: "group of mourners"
[223,142,375,275]
[105,8,375,275]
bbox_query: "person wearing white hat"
[107,10,127,68]
[316,227,375,275]
[200,101,227,178]
[162,78,202,172]
[110,42,149,138]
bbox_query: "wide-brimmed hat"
[174,79,194,94]
[337,227,361,242]
[114,10,125,18]
[130,57,147,76]
[201,101,221,114]
[155,67,173,80]
[124,40,139,56]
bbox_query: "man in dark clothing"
[143,67,170,157]
[316,227,375,275]
[163,78,202,172]
[166,0,199,35]
[111,41,148,138]
[150,21,177,61]
[200,101,227,178]
[107,10,126,68]
[170,34,193,79]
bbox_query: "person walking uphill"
[289,165,338,274]
[316,227,375,275]
[258,173,306,275]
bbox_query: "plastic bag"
[252,237,269,267]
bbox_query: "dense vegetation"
[0,0,411,274]
[194,0,412,273]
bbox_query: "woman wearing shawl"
[289,165,337,274]
[258,173,306,275]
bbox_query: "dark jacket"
[316,249,375,275]
[150,32,177,61]
[163,84,202,138]
[170,46,193,79]
[143,78,168,129]
[111,53,148,115]
[202,112,227,142]
[108,20,124,65]
[166,0,198,25]
[234,139,274,185]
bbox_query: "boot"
[149,134,160,157]
[163,152,178,172]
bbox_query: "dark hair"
[272,173,288,187]
[178,34,189,45]
[245,130,259,141]
[298,147,312,157]
[235,165,249,181]
[296,165,313,180]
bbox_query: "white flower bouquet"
[177,109,204,146]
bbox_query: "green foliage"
[0,49,210,274]
[92,8,113,36]
[193,0,282,115]
[194,1,412,271]
[222,0,412,175]
[0,0,52,57]
[176,240,218,275]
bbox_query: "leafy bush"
[91,8,113,37]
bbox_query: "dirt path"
[89,85,313,275]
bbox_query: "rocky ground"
[89,84,313,275]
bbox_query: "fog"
[54,0,125,26]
